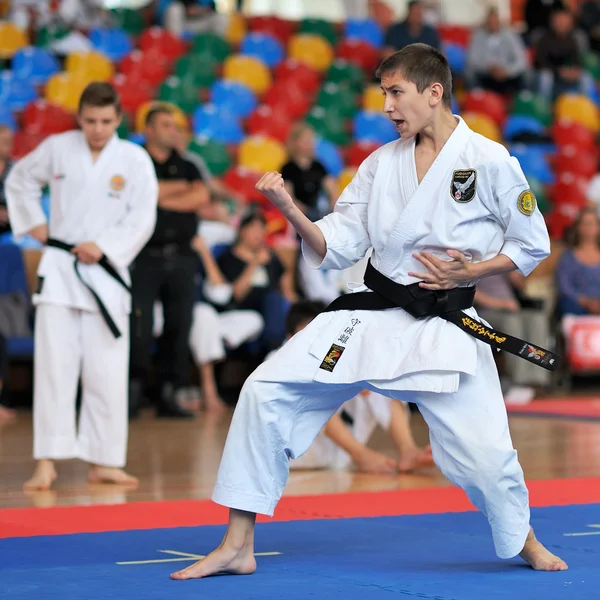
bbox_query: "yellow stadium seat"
[555,93,600,133]
[288,34,334,73]
[225,12,247,46]
[461,111,502,143]
[238,136,287,172]
[45,73,89,113]
[363,85,384,112]
[338,167,357,193]
[223,54,272,95]
[135,101,188,133]
[0,22,28,59]
[65,51,115,84]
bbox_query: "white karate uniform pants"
[154,303,263,365]
[290,391,394,470]
[33,304,129,467]
[213,327,531,559]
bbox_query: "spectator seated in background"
[475,273,551,401]
[381,0,440,59]
[556,207,600,316]
[0,125,13,236]
[580,0,600,53]
[217,210,297,351]
[153,235,263,413]
[534,8,592,99]
[163,0,228,38]
[268,301,433,474]
[524,0,566,45]
[465,8,529,94]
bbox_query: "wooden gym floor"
[2,402,600,509]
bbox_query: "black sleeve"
[280,161,297,181]
[313,160,328,177]
[186,161,203,183]
[217,249,246,283]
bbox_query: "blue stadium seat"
[344,18,384,49]
[89,27,133,62]
[210,80,258,119]
[0,105,17,131]
[12,46,60,86]
[510,144,555,185]
[240,32,284,69]
[192,104,244,144]
[443,42,466,74]
[315,137,343,176]
[0,71,38,112]
[353,110,398,145]
[503,115,546,141]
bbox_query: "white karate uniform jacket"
[296,117,550,392]
[5,131,158,317]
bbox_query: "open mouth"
[393,119,405,127]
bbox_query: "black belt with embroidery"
[46,238,131,339]
[324,261,559,371]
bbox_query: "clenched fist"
[255,172,294,212]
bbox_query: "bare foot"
[354,448,398,474]
[171,543,256,580]
[203,391,227,414]
[397,444,435,473]
[23,459,57,491]
[519,528,568,571]
[88,466,139,486]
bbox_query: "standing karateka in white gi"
[5,82,158,490]
[171,44,567,580]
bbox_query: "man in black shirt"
[129,105,208,418]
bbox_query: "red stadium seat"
[11,131,49,159]
[552,119,598,149]
[264,80,311,119]
[20,100,76,135]
[437,25,471,47]
[223,166,264,204]
[246,104,292,142]
[553,146,598,179]
[550,172,589,209]
[346,140,381,167]
[463,89,507,126]
[120,49,170,86]
[248,16,296,46]
[111,72,154,115]
[138,27,186,62]
[335,39,379,73]
[274,59,321,95]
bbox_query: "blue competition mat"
[1,505,598,599]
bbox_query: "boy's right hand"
[255,172,295,213]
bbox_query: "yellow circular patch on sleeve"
[517,189,536,216]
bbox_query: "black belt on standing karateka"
[46,238,131,339]
[324,261,560,371]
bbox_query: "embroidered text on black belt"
[46,238,130,339]
[324,261,559,371]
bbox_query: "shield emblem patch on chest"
[451,169,477,203]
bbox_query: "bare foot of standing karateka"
[519,527,568,571]
[171,542,257,580]
[397,444,435,473]
[23,459,57,491]
[88,466,139,486]
[171,509,258,580]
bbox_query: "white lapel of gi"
[377,117,472,273]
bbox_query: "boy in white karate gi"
[6,82,158,490]
[171,44,567,579]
